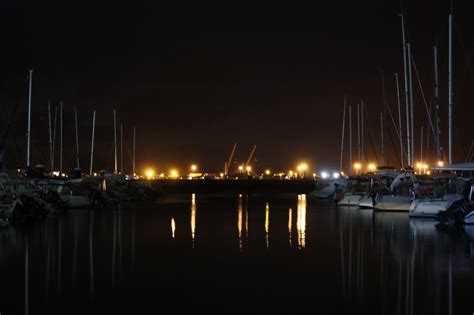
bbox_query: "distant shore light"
[367,163,377,172]
[145,168,155,179]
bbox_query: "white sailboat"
[374,173,415,211]
[409,195,463,218]
[414,163,474,221]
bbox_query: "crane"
[224,142,237,175]
[244,145,257,169]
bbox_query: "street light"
[145,168,155,180]
[423,164,428,175]
[353,162,362,174]
[416,162,422,174]
[191,164,197,172]
[169,169,179,178]
[246,166,252,175]
[367,163,377,172]
[299,163,308,177]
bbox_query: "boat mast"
[380,112,384,165]
[113,109,118,174]
[448,10,453,164]
[420,125,424,165]
[394,73,404,169]
[433,45,441,161]
[399,13,411,167]
[407,43,415,165]
[52,106,57,173]
[339,97,346,172]
[380,69,387,166]
[357,103,361,163]
[48,101,54,173]
[120,122,123,174]
[349,105,352,175]
[89,110,96,176]
[26,69,33,168]
[361,100,365,163]
[74,106,80,169]
[133,126,136,176]
[60,101,63,174]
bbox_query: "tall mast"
[120,122,123,174]
[357,103,361,163]
[361,100,365,163]
[349,105,352,175]
[26,69,33,167]
[448,11,453,164]
[60,101,63,174]
[407,43,415,165]
[400,13,411,167]
[380,112,384,165]
[74,106,80,169]
[339,97,346,172]
[113,109,118,174]
[89,110,96,176]
[420,125,424,164]
[380,69,387,165]
[133,126,136,176]
[394,73,404,169]
[433,45,441,160]
[48,101,54,172]
[52,106,57,172]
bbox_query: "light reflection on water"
[171,217,176,239]
[297,194,307,249]
[265,202,270,248]
[237,195,243,251]
[288,208,292,247]
[191,193,196,246]
[0,194,473,315]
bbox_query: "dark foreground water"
[0,194,473,315]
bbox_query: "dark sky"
[1,0,474,174]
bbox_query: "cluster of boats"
[315,164,474,226]
[0,168,159,227]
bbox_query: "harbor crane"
[224,142,237,175]
[244,145,257,169]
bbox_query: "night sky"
[1,0,474,174]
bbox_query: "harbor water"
[0,194,473,314]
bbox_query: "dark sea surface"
[0,193,473,314]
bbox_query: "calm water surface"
[0,194,473,314]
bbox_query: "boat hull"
[338,193,368,206]
[357,195,374,209]
[374,195,412,212]
[410,195,465,218]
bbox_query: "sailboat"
[374,172,415,211]
[410,163,474,219]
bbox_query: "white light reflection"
[265,202,270,248]
[171,217,176,239]
[297,194,307,249]
[238,195,243,251]
[191,194,196,247]
[288,208,292,247]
